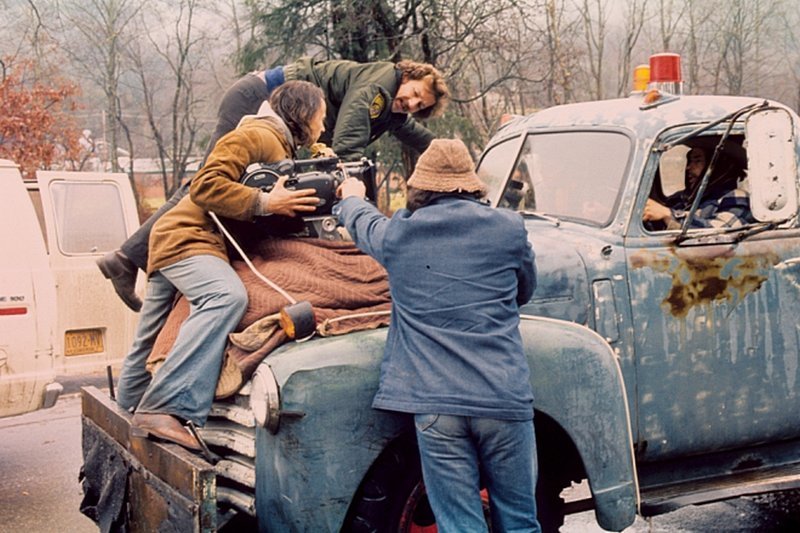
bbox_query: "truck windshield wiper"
[518,210,560,226]
[732,219,792,242]
[675,220,788,246]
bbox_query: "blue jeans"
[414,414,541,533]
[116,255,248,425]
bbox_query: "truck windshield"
[479,131,631,226]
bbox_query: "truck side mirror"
[745,107,798,222]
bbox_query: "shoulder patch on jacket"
[369,93,386,119]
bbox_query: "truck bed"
[79,386,255,532]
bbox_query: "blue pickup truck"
[81,66,800,532]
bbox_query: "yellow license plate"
[65,329,105,356]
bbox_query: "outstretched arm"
[391,115,435,154]
[337,178,389,264]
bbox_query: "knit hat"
[407,139,487,195]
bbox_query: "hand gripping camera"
[239,156,377,240]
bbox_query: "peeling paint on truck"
[630,248,776,317]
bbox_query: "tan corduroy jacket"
[148,116,293,274]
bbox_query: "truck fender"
[520,314,638,532]
[256,330,409,531]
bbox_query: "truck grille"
[200,382,256,517]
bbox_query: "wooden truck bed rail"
[79,386,219,532]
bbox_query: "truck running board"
[640,462,800,516]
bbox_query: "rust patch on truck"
[630,247,778,318]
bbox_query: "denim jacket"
[338,195,536,421]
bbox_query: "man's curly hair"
[397,60,450,120]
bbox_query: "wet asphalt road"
[0,393,96,533]
[0,389,799,533]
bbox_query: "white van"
[0,160,61,417]
[0,159,140,418]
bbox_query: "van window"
[50,182,128,254]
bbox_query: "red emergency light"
[647,53,682,95]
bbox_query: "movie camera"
[239,156,377,239]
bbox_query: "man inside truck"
[643,140,755,230]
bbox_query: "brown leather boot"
[131,413,202,451]
[96,250,143,312]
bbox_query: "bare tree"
[452,12,545,143]
[646,0,717,94]
[576,0,609,100]
[9,0,800,191]
[615,0,649,96]
[684,0,708,93]
[128,0,204,197]
[404,0,549,147]
[0,1,81,91]
[655,0,685,50]
[707,0,781,95]
[55,0,143,172]
[714,0,748,94]
[778,2,800,109]
[541,0,580,105]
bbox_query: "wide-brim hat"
[408,139,487,194]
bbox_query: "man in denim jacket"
[338,139,540,532]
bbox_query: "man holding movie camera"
[98,56,449,311]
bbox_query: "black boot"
[96,250,143,312]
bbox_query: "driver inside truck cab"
[643,140,755,231]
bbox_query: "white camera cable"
[208,210,297,305]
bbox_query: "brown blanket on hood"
[146,238,391,397]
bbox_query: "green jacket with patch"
[284,57,435,160]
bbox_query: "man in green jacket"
[98,57,450,312]
[213,57,450,161]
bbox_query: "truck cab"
[80,56,800,532]
[475,91,800,529]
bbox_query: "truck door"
[626,134,800,461]
[34,171,140,376]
